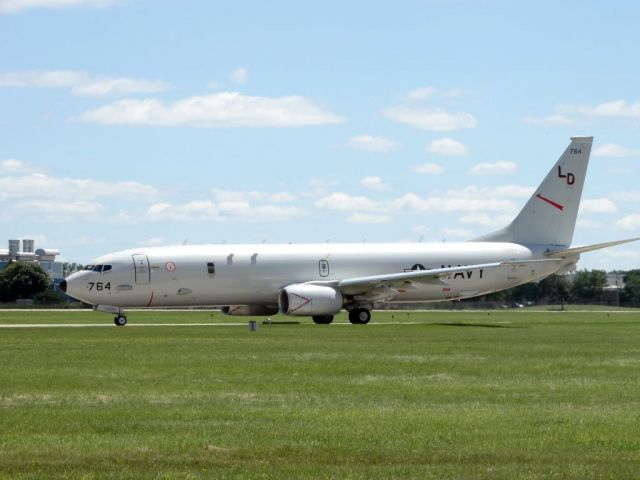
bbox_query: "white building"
[0,239,63,281]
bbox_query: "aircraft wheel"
[349,308,371,324]
[312,315,334,324]
[114,315,127,326]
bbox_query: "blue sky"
[1,0,640,269]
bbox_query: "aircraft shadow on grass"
[429,322,518,329]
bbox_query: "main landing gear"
[312,315,334,324]
[311,308,372,325]
[348,308,371,324]
[114,315,127,326]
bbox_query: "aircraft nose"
[60,280,67,293]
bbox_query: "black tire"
[312,315,334,324]
[349,308,371,324]
[114,315,127,326]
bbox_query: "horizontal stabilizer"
[545,237,640,258]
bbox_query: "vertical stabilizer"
[475,136,593,247]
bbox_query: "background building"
[0,239,63,283]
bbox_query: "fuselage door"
[319,259,330,277]
[132,254,150,285]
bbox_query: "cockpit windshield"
[83,264,112,272]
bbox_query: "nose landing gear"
[114,315,127,326]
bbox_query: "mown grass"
[1,310,640,478]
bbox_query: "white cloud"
[579,198,618,214]
[211,188,296,203]
[616,214,640,231]
[146,201,220,222]
[439,185,533,199]
[412,163,445,175]
[0,0,121,13]
[72,77,169,96]
[81,92,345,127]
[140,237,167,247]
[592,143,640,158]
[389,193,516,214]
[526,100,640,128]
[558,100,640,118]
[460,213,514,227]
[315,192,378,212]
[469,161,516,176]
[611,191,640,203]
[0,70,86,87]
[360,176,389,191]
[1,158,27,172]
[576,219,601,229]
[0,171,157,201]
[0,70,169,96]
[347,135,401,153]
[346,213,392,224]
[522,114,572,126]
[442,228,472,239]
[146,199,302,222]
[314,184,524,222]
[488,185,534,198]
[229,67,248,84]
[404,86,437,101]
[14,200,103,222]
[403,86,463,102]
[428,137,468,156]
[384,106,477,132]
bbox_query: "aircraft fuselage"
[63,241,557,308]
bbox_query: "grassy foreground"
[1,311,640,479]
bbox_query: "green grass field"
[1,310,640,479]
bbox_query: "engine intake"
[279,284,343,316]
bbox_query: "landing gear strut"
[349,308,371,324]
[312,315,334,324]
[114,315,127,326]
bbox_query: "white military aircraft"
[62,136,638,326]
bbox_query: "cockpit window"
[84,264,112,272]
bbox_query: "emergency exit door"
[132,254,150,284]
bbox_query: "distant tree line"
[474,269,640,307]
[2,261,640,307]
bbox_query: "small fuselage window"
[207,262,215,276]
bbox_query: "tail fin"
[475,136,593,247]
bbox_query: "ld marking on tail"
[558,166,575,185]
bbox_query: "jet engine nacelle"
[221,305,279,316]
[278,284,343,316]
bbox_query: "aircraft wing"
[310,259,561,300]
[545,237,640,258]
